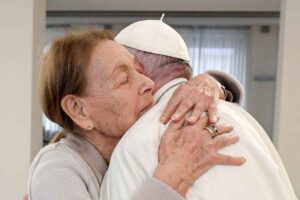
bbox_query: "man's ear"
[134,59,145,75]
[61,95,94,131]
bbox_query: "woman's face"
[82,40,154,138]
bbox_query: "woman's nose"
[138,74,154,95]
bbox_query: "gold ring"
[205,124,219,139]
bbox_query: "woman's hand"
[154,117,245,196]
[160,74,225,125]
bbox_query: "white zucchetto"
[115,18,190,62]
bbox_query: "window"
[177,27,249,107]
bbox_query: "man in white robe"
[100,19,297,200]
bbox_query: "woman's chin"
[138,100,154,118]
[138,107,151,118]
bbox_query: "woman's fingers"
[207,103,218,123]
[160,75,222,125]
[168,118,186,131]
[178,89,218,125]
[193,116,210,130]
[187,105,219,126]
[160,100,180,124]
[160,85,190,124]
[160,118,185,144]
[214,124,234,135]
[169,94,197,122]
[213,134,239,149]
[216,153,246,166]
[213,133,245,166]
[173,88,210,123]
[186,104,204,124]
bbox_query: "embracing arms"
[160,70,244,125]
[25,71,244,200]
[131,71,245,199]
[131,117,245,200]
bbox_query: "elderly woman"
[28,29,243,200]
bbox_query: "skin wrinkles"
[82,40,154,139]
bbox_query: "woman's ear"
[61,95,94,131]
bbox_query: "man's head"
[127,47,192,91]
[116,19,192,91]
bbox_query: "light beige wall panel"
[0,0,45,198]
[274,0,300,198]
[247,25,279,138]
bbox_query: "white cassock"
[100,78,297,200]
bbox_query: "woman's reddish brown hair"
[38,29,113,131]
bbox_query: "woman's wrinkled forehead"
[87,40,135,81]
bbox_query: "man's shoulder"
[218,101,258,124]
[114,96,171,155]
[126,100,168,135]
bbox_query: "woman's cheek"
[119,113,137,136]
[119,91,139,119]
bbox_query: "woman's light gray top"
[28,133,184,200]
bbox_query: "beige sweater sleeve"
[30,147,184,200]
[132,178,185,200]
[30,139,185,200]
[29,149,97,200]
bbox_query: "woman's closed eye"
[120,76,129,85]
[117,73,129,86]
[117,69,136,87]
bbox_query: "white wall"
[47,0,280,11]
[274,0,300,198]
[247,25,279,138]
[0,0,45,198]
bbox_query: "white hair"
[126,47,192,81]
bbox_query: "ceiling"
[47,0,280,12]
